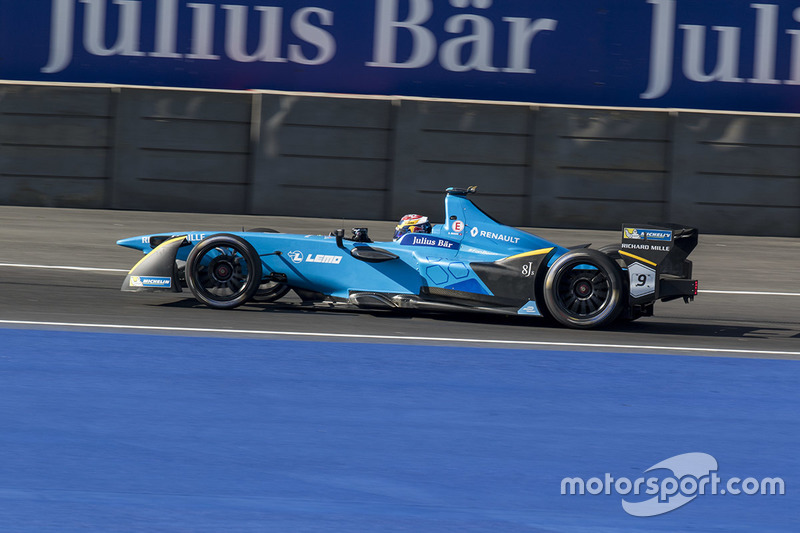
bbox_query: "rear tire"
[246,227,278,233]
[543,249,625,329]
[186,234,262,309]
[597,244,639,323]
[597,243,626,269]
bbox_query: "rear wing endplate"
[618,224,698,303]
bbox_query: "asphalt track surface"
[1,206,799,531]
[1,206,798,356]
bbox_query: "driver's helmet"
[394,214,432,240]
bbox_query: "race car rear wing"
[617,223,698,305]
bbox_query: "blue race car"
[117,186,698,329]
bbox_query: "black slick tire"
[186,234,262,309]
[543,249,625,329]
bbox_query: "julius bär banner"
[2,0,800,112]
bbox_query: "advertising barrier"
[4,1,800,113]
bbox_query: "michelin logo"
[624,228,644,240]
[130,276,171,288]
[624,228,673,242]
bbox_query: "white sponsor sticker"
[306,254,342,264]
[629,262,656,298]
[287,251,304,263]
[129,276,172,288]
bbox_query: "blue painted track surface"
[0,329,796,532]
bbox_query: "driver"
[393,214,432,240]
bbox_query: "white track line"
[0,262,129,273]
[1,319,798,357]
[1,262,799,297]
[699,290,800,297]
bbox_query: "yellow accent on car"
[619,250,657,267]
[127,235,186,274]
[502,247,554,261]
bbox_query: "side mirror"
[334,229,344,248]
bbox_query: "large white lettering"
[367,0,557,73]
[440,12,497,72]
[222,4,285,63]
[750,3,781,84]
[503,17,558,74]
[37,0,800,106]
[41,0,336,73]
[367,0,436,69]
[642,0,800,100]
[82,0,145,58]
[42,0,75,73]
[786,9,800,84]
[151,0,181,58]
[289,7,336,65]
[680,24,743,83]
[186,3,220,60]
[641,0,675,100]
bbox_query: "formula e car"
[117,187,698,329]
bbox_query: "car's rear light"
[693,280,699,296]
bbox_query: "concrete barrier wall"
[531,107,673,229]
[251,93,394,220]
[670,112,800,236]
[1,82,798,236]
[112,88,253,213]
[0,84,114,208]
[391,99,532,227]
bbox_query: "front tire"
[186,234,262,309]
[543,249,625,329]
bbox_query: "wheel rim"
[192,245,252,301]
[554,264,612,318]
